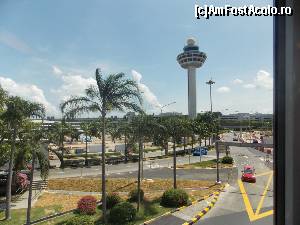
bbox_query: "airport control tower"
[177,38,207,118]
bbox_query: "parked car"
[253,139,259,143]
[241,165,256,183]
[193,147,208,156]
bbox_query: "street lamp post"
[157,101,176,156]
[206,79,215,145]
[206,79,215,113]
[159,101,176,115]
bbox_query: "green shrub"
[106,192,122,209]
[161,188,189,207]
[128,188,144,202]
[221,156,233,164]
[64,215,93,225]
[109,202,136,224]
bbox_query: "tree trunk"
[60,126,65,169]
[191,136,194,150]
[164,142,168,155]
[137,137,142,212]
[85,133,88,166]
[101,115,107,224]
[173,138,177,189]
[26,151,36,225]
[5,128,17,220]
[124,134,128,163]
[205,137,207,146]
[183,136,186,154]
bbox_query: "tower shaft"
[177,37,207,119]
[188,67,197,118]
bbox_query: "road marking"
[255,172,273,216]
[238,180,256,221]
[256,171,273,177]
[238,171,274,222]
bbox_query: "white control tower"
[177,38,207,118]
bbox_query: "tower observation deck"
[177,38,207,118]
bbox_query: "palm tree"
[180,117,190,155]
[130,115,158,211]
[47,120,72,168]
[20,120,49,225]
[61,68,142,223]
[165,116,184,189]
[1,96,45,220]
[154,118,169,155]
[194,115,205,147]
[118,121,132,163]
[0,86,7,112]
[80,122,93,166]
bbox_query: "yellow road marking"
[256,171,273,177]
[238,171,274,222]
[255,210,274,220]
[255,172,273,216]
[238,180,256,221]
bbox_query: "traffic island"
[182,191,221,225]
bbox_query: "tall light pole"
[206,78,215,113]
[159,101,176,115]
[206,79,215,145]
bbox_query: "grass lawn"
[35,192,101,212]
[47,178,223,204]
[0,178,223,225]
[36,199,172,225]
[0,205,63,225]
[178,159,233,169]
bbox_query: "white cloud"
[242,70,273,91]
[0,76,58,115]
[131,70,162,109]
[52,65,63,75]
[243,84,256,89]
[254,70,273,90]
[233,79,243,84]
[217,86,231,93]
[50,66,96,101]
[0,31,32,54]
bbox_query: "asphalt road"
[195,134,273,225]
[34,150,218,179]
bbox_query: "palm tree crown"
[61,68,142,117]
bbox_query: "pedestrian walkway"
[8,190,43,209]
[147,195,216,225]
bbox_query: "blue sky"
[0,0,273,117]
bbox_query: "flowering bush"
[77,196,97,215]
[16,173,29,190]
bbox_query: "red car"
[241,165,256,183]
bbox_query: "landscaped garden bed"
[177,156,234,169]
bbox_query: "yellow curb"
[142,211,171,225]
[181,185,226,225]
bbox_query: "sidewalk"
[147,195,216,225]
[6,190,43,210]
